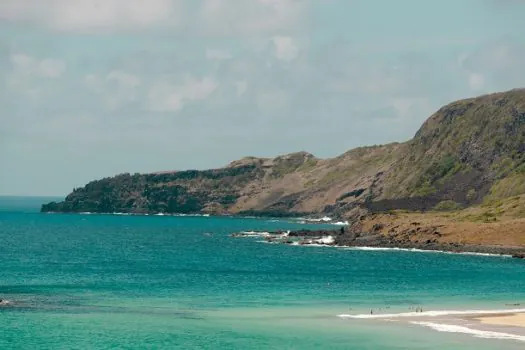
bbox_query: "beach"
[475,312,525,328]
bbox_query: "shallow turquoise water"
[1,198,524,349]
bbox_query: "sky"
[1,0,525,196]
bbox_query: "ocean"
[1,197,524,349]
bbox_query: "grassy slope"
[355,195,525,247]
[380,89,525,204]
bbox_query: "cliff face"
[42,89,525,217]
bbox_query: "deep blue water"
[1,197,524,349]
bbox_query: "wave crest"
[337,308,525,319]
[411,321,525,342]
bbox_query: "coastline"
[231,228,525,258]
[41,210,525,258]
[42,202,525,257]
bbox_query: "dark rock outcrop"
[242,227,525,257]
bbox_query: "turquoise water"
[1,197,524,349]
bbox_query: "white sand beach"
[475,313,525,328]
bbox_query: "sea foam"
[332,221,349,226]
[239,231,271,237]
[343,246,511,258]
[338,308,525,319]
[411,321,525,342]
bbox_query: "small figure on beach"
[370,309,373,315]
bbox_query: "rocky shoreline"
[231,227,525,259]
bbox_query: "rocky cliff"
[42,89,525,218]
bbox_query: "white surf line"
[338,308,525,319]
[244,231,513,259]
[252,239,512,258]
[341,246,512,258]
[239,231,272,236]
[411,321,525,342]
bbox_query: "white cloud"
[468,73,485,91]
[198,0,307,36]
[272,36,299,62]
[457,42,525,93]
[7,53,66,97]
[106,71,141,109]
[39,59,66,78]
[0,0,181,31]
[148,76,218,112]
[0,0,310,34]
[10,54,66,78]
[474,43,522,71]
[83,71,141,109]
[107,70,141,88]
[9,54,33,70]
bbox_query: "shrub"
[434,200,462,211]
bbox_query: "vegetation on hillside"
[43,89,525,218]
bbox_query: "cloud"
[106,71,141,109]
[10,53,66,79]
[468,73,485,91]
[206,49,233,60]
[83,71,141,109]
[460,39,525,91]
[0,0,310,35]
[6,53,66,98]
[272,36,299,62]
[148,76,218,112]
[0,0,182,32]
[197,0,308,36]
[107,70,141,88]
